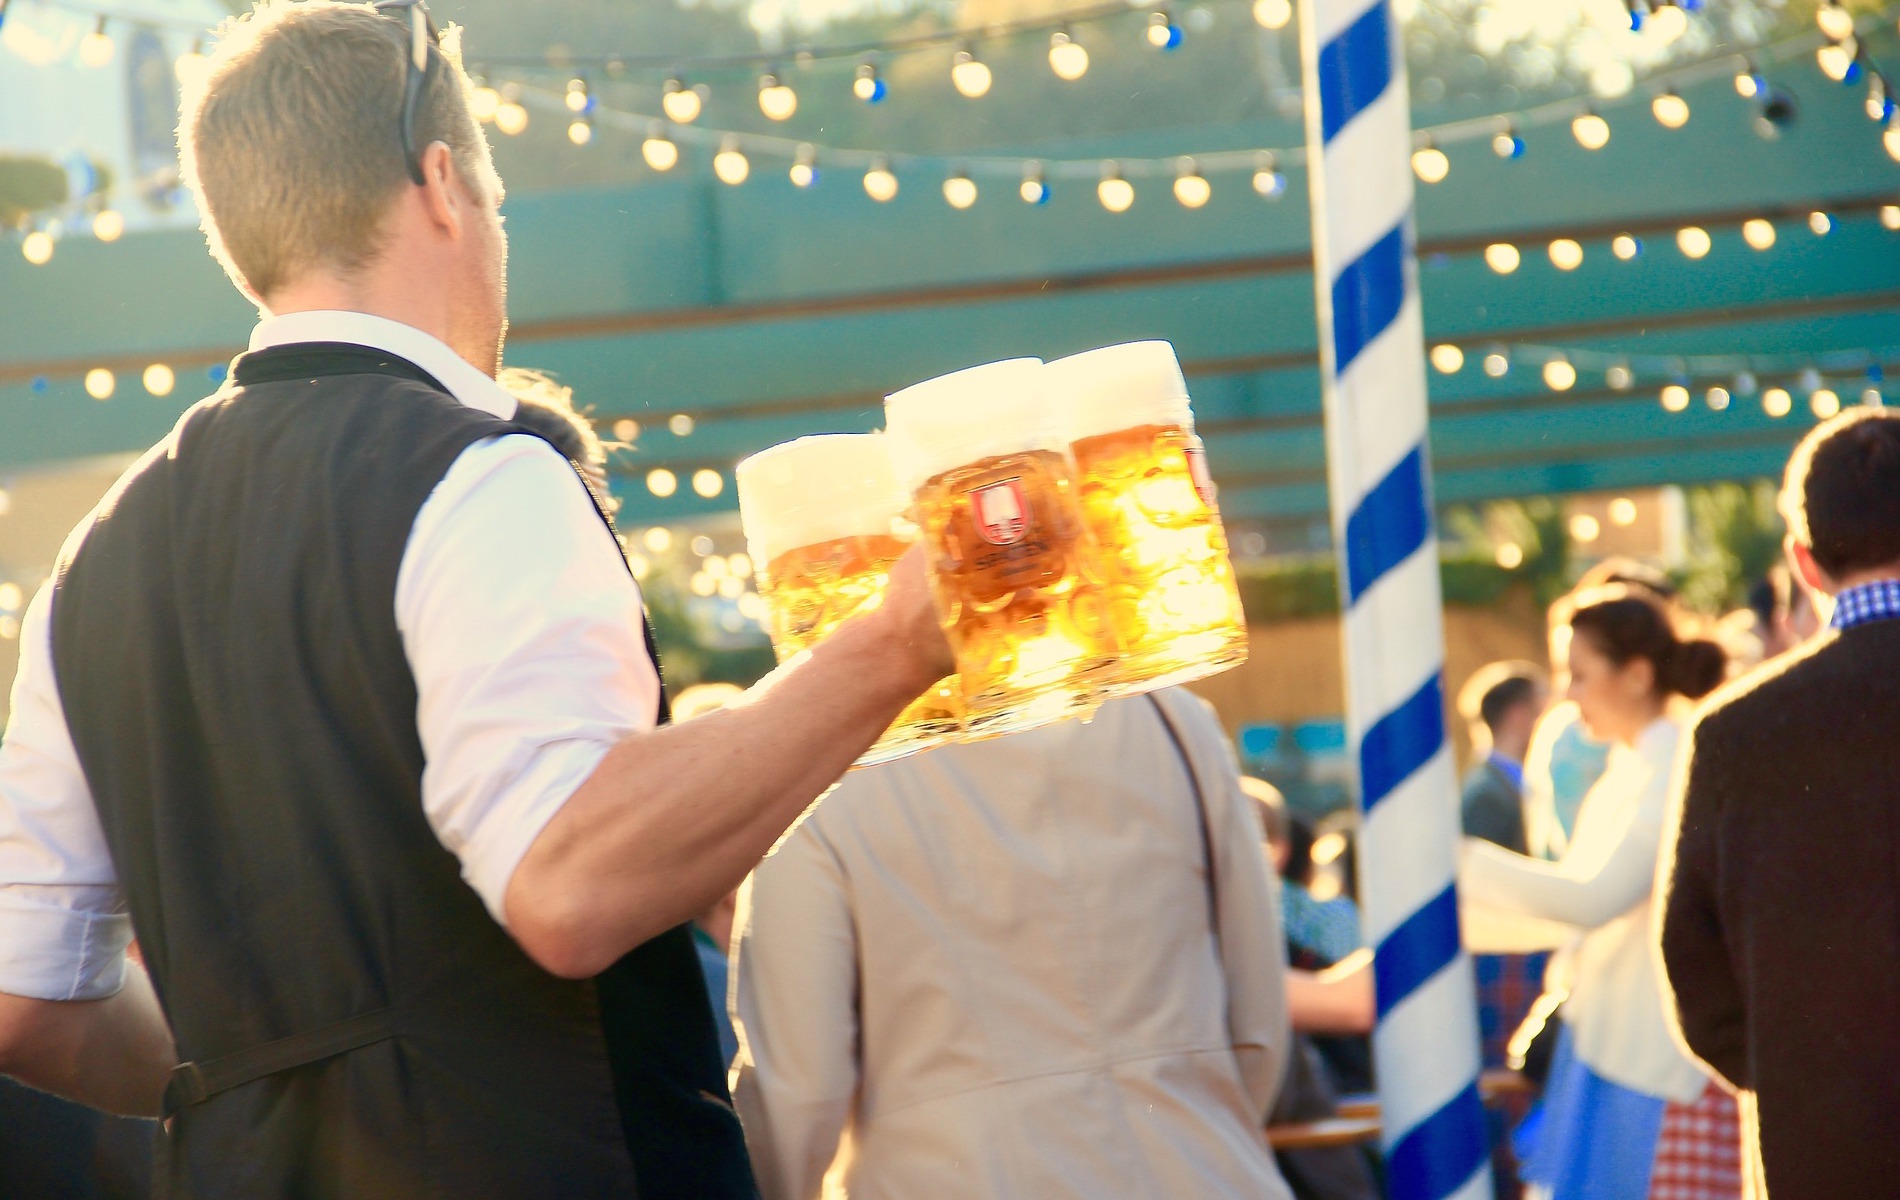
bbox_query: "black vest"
[49,346,757,1200]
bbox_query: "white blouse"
[1460,716,1710,1102]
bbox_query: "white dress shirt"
[730,689,1293,1200]
[1460,715,1710,1102]
[0,311,659,1001]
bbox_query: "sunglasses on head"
[371,0,440,186]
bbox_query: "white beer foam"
[883,358,1055,493]
[736,433,909,567]
[1045,340,1195,443]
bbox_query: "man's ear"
[416,141,462,237]
[1787,536,1835,597]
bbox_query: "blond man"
[0,4,950,1197]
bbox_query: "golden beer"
[1047,342,1248,693]
[887,361,1121,735]
[736,435,960,764]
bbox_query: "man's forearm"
[0,961,176,1117]
[506,606,939,978]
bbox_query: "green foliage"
[0,156,68,227]
[643,580,779,688]
[1233,546,1540,623]
[1675,480,1784,614]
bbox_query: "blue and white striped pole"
[1297,3,1491,1199]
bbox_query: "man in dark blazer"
[1456,661,1547,854]
[1658,407,1900,1199]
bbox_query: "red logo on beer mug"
[1184,447,1218,509]
[972,478,1031,545]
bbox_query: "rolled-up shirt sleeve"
[0,586,131,1001]
[396,434,660,927]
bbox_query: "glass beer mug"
[1044,341,1248,693]
[884,359,1121,735]
[736,433,961,764]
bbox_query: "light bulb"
[642,124,679,172]
[1147,12,1183,49]
[1809,210,1832,235]
[669,414,696,437]
[1812,387,1841,418]
[1763,387,1793,417]
[1646,2,1687,43]
[1548,238,1584,270]
[143,363,174,396]
[91,210,124,242]
[1496,543,1525,569]
[758,74,798,121]
[944,172,978,209]
[1742,218,1776,250]
[1430,344,1465,373]
[1411,144,1449,183]
[854,62,887,103]
[951,50,992,98]
[1882,204,1900,230]
[1173,162,1211,208]
[663,79,703,124]
[567,117,592,146]
[1609,497,1639,526]
[21,231,53,265]
[1706,386,1731,411]
[174,42,207,86]
[1570,513,1602,544]
[1676,226,1711,258]
[1612,234,1641,259]
[1543,360,1577,391]
[79,18,113,68]
[1572,111,1611,150]
[1252,152,1286,197]
[1049,31,1090,81]
[85,368,115,399]
[494,98,528,136]
[1868,86,1892,122]
[646,469,678,497]
[1886,125,1900,163]
[1484,352,1510,377]
[1492,129,1526,158]
[1253,0,1293,28]
[790,146,818,189]
[1484,243,1521,274]
[1864,388,1885,407]
[1652,91,1690,128]
[863,161,898,203]
[1817,1,1855,41]
[468,86,500,123]
[1607,364,1634,390]
[1661,384,1690,411]
[565,79,591,113]
[713,142,750,186]
[613,419,640,443]
[1098,169,1134,213]
[692,469,724,498]
[1020,166,1050,205]
[1818,41,1854,82]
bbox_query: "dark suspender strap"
[163,1007,398,1120]
[1148,691,1221,927]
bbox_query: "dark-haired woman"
[1460,587,1740,1200]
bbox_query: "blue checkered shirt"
[1831,579,1900,630]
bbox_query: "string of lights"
[477,11,1900,212]
[1431,337,1893,419]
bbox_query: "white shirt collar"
[248,311,517,420]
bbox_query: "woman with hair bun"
[1460,585,1741,1200]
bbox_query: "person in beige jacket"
[728,689,1294,1200]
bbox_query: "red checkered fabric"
[1648,1081,1743,1200]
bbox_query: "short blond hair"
[179,1,497,300]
